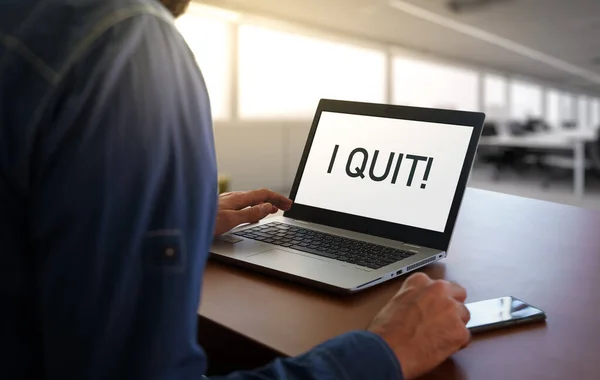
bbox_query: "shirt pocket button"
[143,230,186,273]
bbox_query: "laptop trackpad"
[244,249,360,284]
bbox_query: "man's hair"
[159,0,191,17]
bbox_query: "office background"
[174,0,600,210]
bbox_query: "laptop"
[211,99,485,293]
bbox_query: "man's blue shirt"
[0,1,403,379]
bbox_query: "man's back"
[0,1,218,378]
[1,1,472,379]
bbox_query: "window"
[508,79,542,120]
[392,56,479,111]
[559,92,575,124]
[577,95,589,129]
[175,7,234,120]
[238,25,386,119]
[591,98,600,129]
[546,89,561,128]
[483,73,507,120]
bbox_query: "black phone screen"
[465,296,546,333]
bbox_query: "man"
[0,0,471,379]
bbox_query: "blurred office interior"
[176,0,600,211]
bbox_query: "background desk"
[479,130,597,197]
[198,188,600,379]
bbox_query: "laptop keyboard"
[233,222,416,270]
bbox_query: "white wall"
[213,121,311,192]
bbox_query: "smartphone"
[465,296,546,334]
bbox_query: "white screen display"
[294,112,473,232]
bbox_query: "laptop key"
[290,245,338,259]
[373,259,391,266]
[243,224,418,266]
[358,261,379,269]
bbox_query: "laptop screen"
[294,111,474,233]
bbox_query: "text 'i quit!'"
[327,145,434,189]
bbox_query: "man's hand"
[368,273,471,380]
[214,189,293,237]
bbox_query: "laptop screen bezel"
[284,99,485,252]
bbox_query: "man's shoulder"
[0,0,173,85]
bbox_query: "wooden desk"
[479,130,598,197]
[198,188,600,379]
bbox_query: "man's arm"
[215,331,402,380]
[31,7,218,379]
[32,5,473,379]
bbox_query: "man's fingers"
[403,272,432,289]
[230,203,273,225]
[448,282,467,303]
[458,302,471,324]
[225,189,292,211]
[245,189,292,210]
[460,328,472,349]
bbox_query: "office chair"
[476,121,506,177]
[487,118,559,182]
[562,121,578,130]
[507,120,528,136]
[480,120,536,181]
[481,121,499,136]
[523,118,550,133]
[588,128,600,177]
